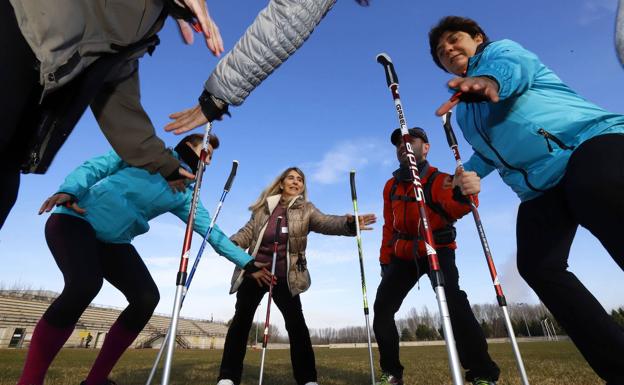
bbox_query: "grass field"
[0,341,604,385]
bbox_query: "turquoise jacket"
[54,150,252,268]
[459,39,624,201]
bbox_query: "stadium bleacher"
[0,290,227,349]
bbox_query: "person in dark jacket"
[16,134,271,385]
[429,15,624,385]
[217,167,376,385]
[1,0,369,230]
[373,127,499,385]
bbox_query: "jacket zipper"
[537,128,575,152]
[473,105,547,193]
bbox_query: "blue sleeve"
[57,150,127,200]
[470,40,543,101]
[171,194,253,269]
[463,152,496,178]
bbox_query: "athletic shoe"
[472,379,496,385]
[377,372,404,385]
[216,380,234,385]
[304,383,319,385]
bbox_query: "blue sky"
[1,0,623,333]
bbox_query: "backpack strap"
[423,170,456,225]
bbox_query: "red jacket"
[379,164,477,264]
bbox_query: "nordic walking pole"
[146,160,238,385]
[160,122,213,385]
[376,53,463,385]
[349,170,376,385]
[258,216,283,385]
[442,111,531,385]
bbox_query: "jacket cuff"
[243,260,260,273]
[452,185,471,205]
[198,89,230,122]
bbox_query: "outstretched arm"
[165,0,337,133]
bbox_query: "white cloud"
[307,138,393,184]
[579,0,617,25]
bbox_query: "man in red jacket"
[373,127,500,385]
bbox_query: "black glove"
[198,89,230,122]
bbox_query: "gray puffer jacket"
[618,0,624,66]
[229,194,355,296]
[205,0,336,107]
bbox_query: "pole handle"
[442,111,459,147]
[224,160,239,191]
[274,216,283,244]
[376,53,398,86]
[350,170,358,201]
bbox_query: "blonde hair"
[248,167,308,213]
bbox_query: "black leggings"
[0,0,41,229]
[516,134,624,385]
[43,214,159,332]
[219,278,317,385]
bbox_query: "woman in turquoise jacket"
[429,16,624,385]
[16,134,270,385]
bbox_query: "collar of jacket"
[466,41,493,75]
[392,160,429,182]
[266,194,302,214]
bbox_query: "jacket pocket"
[537,128,576,153]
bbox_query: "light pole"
[517,303,531,337]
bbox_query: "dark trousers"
[0,0,40,229]
[373,248,500,382]
[516,133,624,385]
[44,214,160,332]
[219,278,317,385]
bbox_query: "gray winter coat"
[617,0,624,66]
[9,0,335,176]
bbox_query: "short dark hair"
[428,16,489,71]
[178,133,220,150]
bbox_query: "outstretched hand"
[177,0,224,56]
[165,104,209,135]
[435,76,500,116]
[39,193,86,215]
[347,213,377,231]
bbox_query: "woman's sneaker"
[377,372,403,385]
[216,380,234,385]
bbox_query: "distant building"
[0,290,227,349]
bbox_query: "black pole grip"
[443,111,458,147]
[274,216,283,243]
[350,170,357,201]
[376,53,398,86]
[223,160,238,191]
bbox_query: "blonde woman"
[216,167,376,385]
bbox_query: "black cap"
[390,127,429,145]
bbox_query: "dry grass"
[0,341,603,385]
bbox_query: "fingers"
[178,168,196,180]
[39,194,70,215]
[164,105,207,134]
[70,203,87,215]
[38,197,56,215]
[177,19,194,44]
[446,77,500,103]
